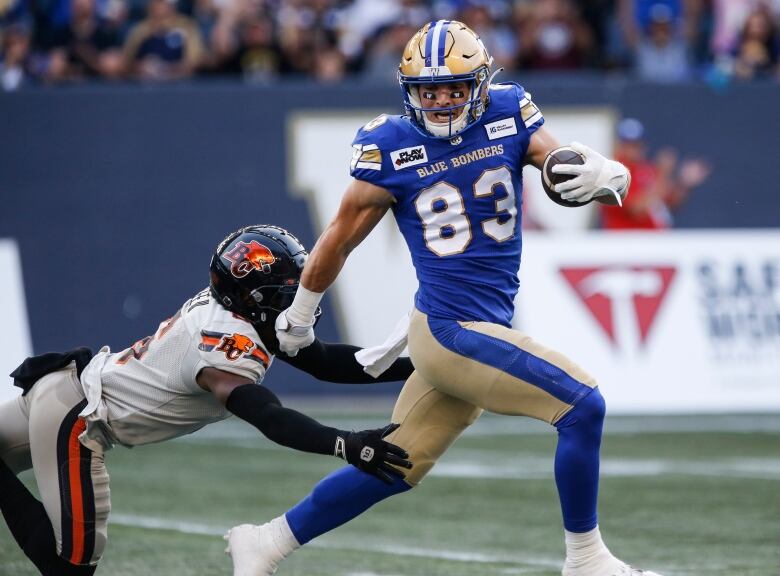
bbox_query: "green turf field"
[2,405,779,576]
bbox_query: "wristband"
[286,286,324,327]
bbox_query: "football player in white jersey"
[0,225,412,576]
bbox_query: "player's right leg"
[0,366,109,575]
[0,384,45,566]
[225,370,481,576]
[407,310,663,576]
[0,389,33,472]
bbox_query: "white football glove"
[275,308,315,357]
[551,141,628,206]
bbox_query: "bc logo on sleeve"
[200,331,270,367]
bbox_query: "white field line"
[327,542,561,568]
[111,513,223,536]
[430,456,780,480]
[344,573,531,576]
[109,513,562,569]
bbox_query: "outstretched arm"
[275,179,395,356]
[278,338,413,384]
[302,179,395,292]
[197,367,411,483]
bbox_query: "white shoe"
[610,564,662,576]
[563,559,663,576]
[224,523,282,576]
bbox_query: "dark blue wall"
[1,78,777,393]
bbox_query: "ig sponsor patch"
[485,117,517,140]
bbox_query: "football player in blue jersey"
[225,21,662,576]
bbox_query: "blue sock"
[285,465,411,544]
[554,387,606,533]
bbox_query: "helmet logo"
[224,240,276,278]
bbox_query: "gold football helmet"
[398,20,496,138]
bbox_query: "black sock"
[0,458,96,575]
[0,457,49,552]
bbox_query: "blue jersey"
[350,83,544,327]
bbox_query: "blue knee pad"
[556,386,606,434]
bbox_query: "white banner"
[517,231,780,413]
[0,240,32,403]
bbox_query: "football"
[541,146,590,208]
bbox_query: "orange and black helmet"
[210,225,309,327]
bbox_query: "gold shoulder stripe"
[523,110,542,128]
[360,149,381,164]
[521,102,539,123]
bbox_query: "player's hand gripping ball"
[541,147,591,207]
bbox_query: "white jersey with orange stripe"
[79,288,273,448]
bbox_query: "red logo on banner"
[560,266,676,349]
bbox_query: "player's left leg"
[282,369,481,537]
[224,465,410,576]
[225,370,481,576]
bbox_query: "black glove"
[335,423,413,484]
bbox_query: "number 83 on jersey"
[414,165,517,256]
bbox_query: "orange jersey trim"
[68,418,87,564]
[201,335,221,347]
[250,347,270,366]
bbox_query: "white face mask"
[421,106,471,137]
[409,84,474,138]
[422,104,471,136]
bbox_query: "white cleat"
[611,565,663,576]
[563,559,663,576]
[224,523,282,576]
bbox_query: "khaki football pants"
[387,309,597,484]
[0,364,110,566]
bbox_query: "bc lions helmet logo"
[224,240,276,278]
[216,333,255,361]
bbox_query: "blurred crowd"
[599,117,711,230]
[1,0,779,90]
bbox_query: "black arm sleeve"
[226,383,341,456]
[278,338,414,384]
